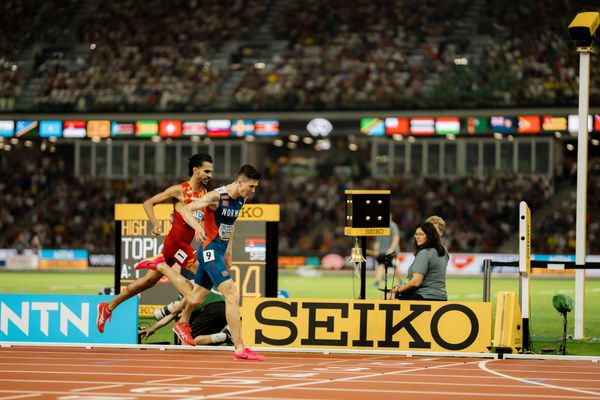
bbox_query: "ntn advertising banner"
[241,298,492,352]
[0,294,138,344]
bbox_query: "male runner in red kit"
[96,153,213,333]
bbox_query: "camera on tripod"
[376,252,396,267]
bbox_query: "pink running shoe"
[135,255,165,271]
[96,302,112,333]
[173,321,196,346]
[233,348,265,361]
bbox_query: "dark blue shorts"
[194,240,231,289]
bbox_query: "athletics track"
[0,344,599,399]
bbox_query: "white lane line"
[71,384,124,392]
[146,376,194,384]
[0,379,204,388]
[479,360,600,397]
[268,365,304,371]
[199,359,483,399]
[218,370,252,376]
[317,359,348,365]
[0,394,42,400]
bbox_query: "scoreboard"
[114,203,279,316]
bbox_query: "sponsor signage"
[0,294,138,344]
[39,249,88,270]
[241,298,492,352]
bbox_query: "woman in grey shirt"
[391,222,448,301]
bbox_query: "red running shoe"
[233,347,265,361]
[135,255,165,271]
[173,321,195,345]
[96,302,112,333]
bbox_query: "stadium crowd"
[32,0,267,111]
[1,0,598,111]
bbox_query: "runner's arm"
[180,191,219,242]
[143,185,182,236]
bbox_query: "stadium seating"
[3,0,598,111]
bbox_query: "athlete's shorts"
[194,239,231,289]
[162,239,197,270]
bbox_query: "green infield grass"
[1,269,599,355]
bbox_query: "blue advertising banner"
[0,294,138,344]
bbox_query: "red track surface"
[0,347,599,399]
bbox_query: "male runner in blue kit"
[138,165,263,361]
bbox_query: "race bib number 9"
[218,224,234,240]
[203,249,215,263]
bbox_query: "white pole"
[574,48,590,340]
[519,201,531,351]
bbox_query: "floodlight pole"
[574,46,591,339]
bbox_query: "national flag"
[39,120,62,137]
[384,117,409,135]
[230,119,255,137]
[568,114,593,133]
[0,120,15,137]
[159,120,182,138]
[15,120,39,138]
[541,116,567,131]
[517,116,541,134]
[135,120,159,137]
[207,119,231,137]
[110,122,135,137]
[490,116,516,134]
[244,238,266,253]
[62,120,86,138]
[360,118,384,136]
[183,121,206,136]
[467,117,489,134]
[87,120,111,138]
[255,120,279,136]
[410,118,435,135]
[435,117,460,135]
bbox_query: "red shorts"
[162,239,197,270]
